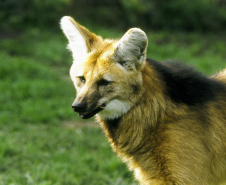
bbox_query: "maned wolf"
[60,16,226,185]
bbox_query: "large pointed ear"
[114,28,148,71]
[60,16,100,63]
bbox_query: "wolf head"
[60,16,148,120]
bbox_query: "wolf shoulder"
[146,58,226,107]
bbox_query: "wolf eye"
[77,76,85,83]
[98,79,111,86]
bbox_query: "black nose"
[72,102,87,112]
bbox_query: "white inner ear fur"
[114,28,148,70]
[60,16,88,63]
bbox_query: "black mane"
[146,58,225,106]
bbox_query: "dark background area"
[1,0,226,32]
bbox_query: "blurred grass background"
[0,0,226,184]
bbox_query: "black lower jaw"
[78,107,103,119]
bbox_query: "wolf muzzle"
[72,102,87,112]
[72,101,105,119]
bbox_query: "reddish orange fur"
[61,16,226,185]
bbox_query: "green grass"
[0,26,225,185]
[0,123,134,185]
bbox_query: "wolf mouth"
[78,104,106,119]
